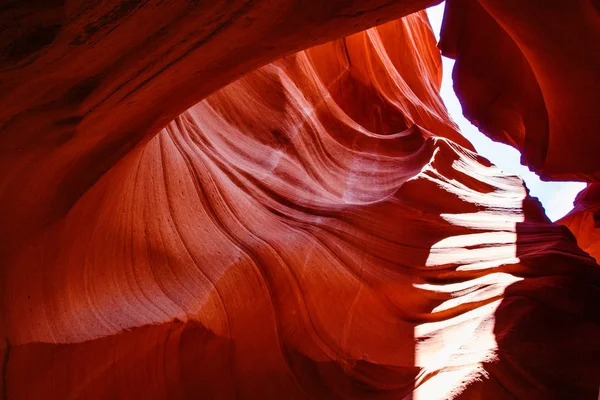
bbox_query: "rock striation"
[1,1,599,399]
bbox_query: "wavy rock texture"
[0,0,440,252]
[557,184,600,263]
[2,3,600,400]
[439,0,600,180]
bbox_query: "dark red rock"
[440,0,600,180]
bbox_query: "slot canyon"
[1,0,599,398]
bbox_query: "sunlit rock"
[1,1,599,399]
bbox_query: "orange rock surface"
[557,183,600,263]
[1,1,600,399]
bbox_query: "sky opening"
[426,3,585,221]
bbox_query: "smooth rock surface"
[557,183,600,263]
[440,0,600,180]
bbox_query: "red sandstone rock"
[440,0,600,180]
[0,0,440,252]
[1,2,600,399]
[557,183,600,262]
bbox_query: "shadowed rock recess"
[1,1,599,399]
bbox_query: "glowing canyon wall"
[1,1,599,399]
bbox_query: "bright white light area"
[426,3,586,221]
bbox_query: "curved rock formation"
[439,0,600,180]
[0,0,439,252]
[557,183,600,263]
[2,2,600,399]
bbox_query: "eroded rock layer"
[1,4,600,400]
[0,0,440,250]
